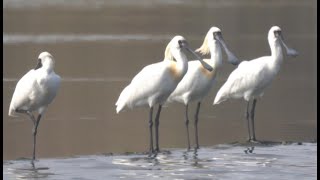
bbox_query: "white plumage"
[115,35,212,153]
[115,60,182,113]
[213,26,298,142]
[167,27,240,149]
[8,51,61,160]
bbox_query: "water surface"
[3,143,317,180]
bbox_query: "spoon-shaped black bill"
[216,34,240,66]
[279,34,299,57]
[185,46,213,72]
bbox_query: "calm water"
[3,143,317,179]
[3,0,317,162]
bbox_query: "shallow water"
[3,143,317,180]
[3,0,317,160]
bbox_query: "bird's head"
[35,51,55,70]
[164,35,213,71]
[268,26,298,57]
[196,27,240,66]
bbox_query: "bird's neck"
[39,66,54,74]
[172,49,188,76]
[269,40,284,72]
[209,42,223,68]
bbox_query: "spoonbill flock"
[8,25,298,160]
[116,35,213,154]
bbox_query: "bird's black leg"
[185,104,191,151]
[194,102,201,149]
[32,114,42,161]
[16,109,39,160]
[149,107,154,155]
[250,99,257,142]
[246,100,252,142]
[154,105,162,152]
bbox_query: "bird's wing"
[130,62,165,84]
[9,70,38,112]
[116,61,169,111]
[214,57,268,103]
[229,57,269,94]
[39,72,61,108]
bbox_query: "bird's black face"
[34,58,43,70]
[178,39,188,49]
[213,31,222,40]
[273,30,282,39]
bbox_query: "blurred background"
[3,0,317,160]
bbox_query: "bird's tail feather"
[213,87,227,105]
[116,104,124,114]
[8,106,19,117]
[115,85,131,113]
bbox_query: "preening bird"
[115,35,213,154]
[8,51,61,161]
[167,27,240,150]
[213,26,298,142]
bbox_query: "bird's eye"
[274,30,280,37]
[178,40,183,48]
[213,32,220,40]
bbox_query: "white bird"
[115,35,213,154]
[8,51,61,161]
[167,27,240,150]
[213,26,298,142]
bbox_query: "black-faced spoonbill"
[213,26,298,142]
[8,51,61,161]
[116,36,213,154]
[167,27,240,150]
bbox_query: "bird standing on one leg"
[8,51,61,161]
[167,27,240,150]
[213,26,298,142]
[115,36,213,154]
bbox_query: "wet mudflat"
[3,142,317,180]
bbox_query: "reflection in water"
[192,149,200,167]
[182,149,207,168]
[244,146,255,154]
[6,160,53,179]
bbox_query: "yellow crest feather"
[164,42,175,61]
[195,35,210,56]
